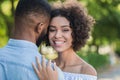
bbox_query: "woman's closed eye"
[62,29,70,32]
[49,28,56,32]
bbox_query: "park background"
[0,0,120,80]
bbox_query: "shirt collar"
[7,38,38,50]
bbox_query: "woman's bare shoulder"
[81,62,97,76]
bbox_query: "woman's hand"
[32,56,58,80]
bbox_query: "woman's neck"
[55,49,78,68]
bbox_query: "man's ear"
[35,23,43,34]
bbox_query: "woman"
[33,1,97,80]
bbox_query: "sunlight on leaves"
[117,4,120,11]
[0,16,7,36]
[14,0,18,9]
[0,15,8,47]
[1,1,12,16]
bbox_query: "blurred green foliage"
[87,53,109,69]
[0,14,8,47]
[0,0,16,47]
[115,40,120,57]
[77,50,110,69]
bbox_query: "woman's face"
[48,16,73,53]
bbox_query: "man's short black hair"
[15,0,51,26]
[15,0,51,17]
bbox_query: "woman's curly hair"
[45,1,95,51]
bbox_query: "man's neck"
[11,31,36,44]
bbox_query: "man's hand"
[32,56,58,80]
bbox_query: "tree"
[80,0,120,53]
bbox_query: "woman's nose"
[54,31,62,38]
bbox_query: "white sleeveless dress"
[63,72,97,80]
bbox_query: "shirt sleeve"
[0,64,6,80]
[57,67,65,80]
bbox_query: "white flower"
[40,44,58,60]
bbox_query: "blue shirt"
[0,39,64,80]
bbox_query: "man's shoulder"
[0,46,6,52]
[0,62,38,80]
[0,47,8,59]
[0,45,12,54]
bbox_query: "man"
[0,0,64,80]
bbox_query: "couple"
[0,0,97,80]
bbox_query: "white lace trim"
[63,72,97,80]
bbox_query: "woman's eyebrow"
[61,25,70,27]
[49,25,70,28]
[49,25,55,28]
